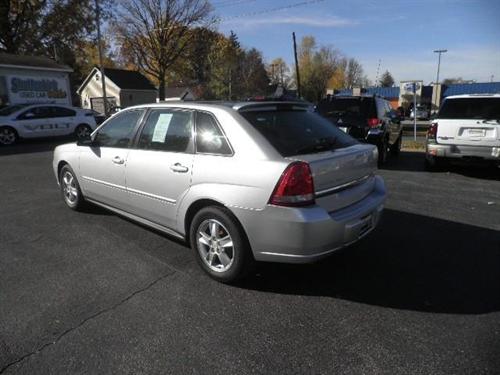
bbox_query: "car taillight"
[269,162,315,207]
[367,118,381,128]
[427,122,438,139]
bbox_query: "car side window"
[95,110,143,148]
[137,109,193,153]
[18,106,52,120]
[195,112,232,155]
[51,107,76,117]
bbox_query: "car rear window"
[316,97,377,119]
[239,105,357,157]
[439,98,500,119]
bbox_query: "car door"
[15,106,55,138]
[50,106,77,136]
[79,109,145,211]
[125,108,195,229]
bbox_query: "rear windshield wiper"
[295,137,338,155]
[482,119,500,123]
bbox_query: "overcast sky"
[214,0,500,85]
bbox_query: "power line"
[218,0,326,22]
[213,0,258,8]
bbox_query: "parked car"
[425,94,500,169]
[53,101,386,282]
[0,104,97,146]
[316,95,403,165]
[410,105,430,120]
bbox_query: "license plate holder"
[467,128,486,137]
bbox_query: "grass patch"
[402,139,425,151]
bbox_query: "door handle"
[170,163,189,173]
[112,156,124,165]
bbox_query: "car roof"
[445,94,500,99]
[124,101,311,112]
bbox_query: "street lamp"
[433,49,447,112]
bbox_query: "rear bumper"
[426,143,500,161]
[234,176,386,264]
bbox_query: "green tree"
[297,36,341,102]
[379,70,395,87]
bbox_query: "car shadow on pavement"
[381,151,500,180]
[0,138,73,156]
[239,208,500,315]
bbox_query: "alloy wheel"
[76,125,91,139]
[0,128,16,145]
[62,171,78,205]
[196,219,234,272]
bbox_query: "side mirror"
[77,133,98,147]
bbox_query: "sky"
[213,0,500,85]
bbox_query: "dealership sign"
[7,75,70,104]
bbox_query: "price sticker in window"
[152,113,173,142]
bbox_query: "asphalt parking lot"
[1,139,499,374]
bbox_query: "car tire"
[190,206,254,283]
[377,138,388,166]
[59,165,86,210]
[390,134,402,156]
[425,155,448,171]
[74,124,92,140]
[0,126,18,146]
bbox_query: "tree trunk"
[158,76,166,101]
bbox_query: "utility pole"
[95,0,108,117]
[433,49,447,112]
[292,32,301,98]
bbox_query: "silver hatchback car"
[53,101,386,282]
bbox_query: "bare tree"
[115,0,214,100]
[344,58,364,88]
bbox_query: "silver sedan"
[53,101,386,282]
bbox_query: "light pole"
[433,49,447,112]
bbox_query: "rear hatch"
[239,103,378,212]
[316,97,376,139]
[437,97,500,147]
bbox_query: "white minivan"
[0,104,97,146]
[425,94,500,169]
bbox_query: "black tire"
[377,138,388,166]
[0,126,18,146]
[74,124,92,140]
[425,155,448,172]
[59,165,86,210]
[390,134,402,156]
[190,206,254,283]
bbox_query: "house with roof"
[0,52,73,107]
[163,86,196,101]
[77,67,157,114]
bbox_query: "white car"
[425,94,500,169]
[0,104,97,146]
[410,105,430,120]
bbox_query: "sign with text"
[7,75,70,104]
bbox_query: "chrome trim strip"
[127,187,176,204]
[83,176,176,204]
[83,176,126,191]
[315,174,373,198]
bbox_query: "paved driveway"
[1,140,499,374]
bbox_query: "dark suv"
[317,95,403,164]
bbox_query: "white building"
[0,53,73,106]
[77,67,157,114]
